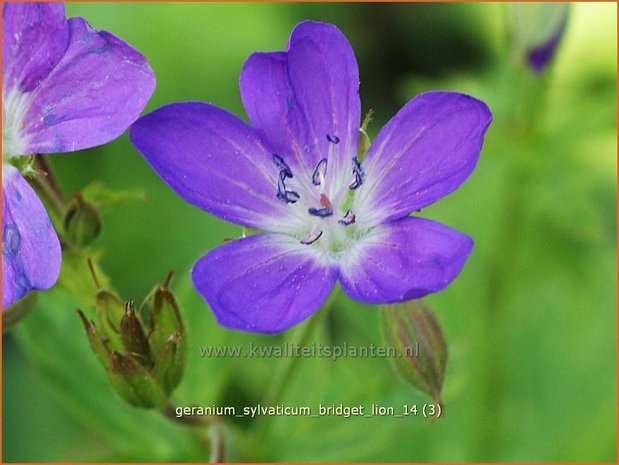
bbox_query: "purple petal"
[240,20,360,183]
[130,102,294,231]
[339,217,473,304]
[22,16,155,154]
[354,92,492,228]
[2,3,69,93]
[2,165,61,308]
[192,234,337,333]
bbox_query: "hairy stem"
[30,155,65,218]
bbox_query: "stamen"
[277,171,287,198]
[338,210,356,226]
[276,171,300,204]
[349,157,365,190]
[277,190,300,204]
[277,189,300,204]
[312,158,327,186]
[319,193,332,208]
[301,230,323,245]
[286,191,300,203]
[326,133,340,144]
[272,154,293,178]
[308,207,333,218]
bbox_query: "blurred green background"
[3,2,616,462]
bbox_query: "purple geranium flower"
[131,21,491,334]
[2,3,155,308]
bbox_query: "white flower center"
[273,144,369,260]
[2,88,30,162]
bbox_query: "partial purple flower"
[131,21,492,333]
[507,3,570,73]
[2,3,155,308]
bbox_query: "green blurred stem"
[477,64,545,460]
[160,402,210,427]
[262,309,324,406]
[478,160,528,460]
[255,289,337,439]
[160,402,225,463]
[32,155,65,217]
[35,155,64,201]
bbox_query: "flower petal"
[339,216,473,304]
[240,21,360,188]
[2,165,61,308]
[22,16,155,154]
[353,92,492,228]
[192,233,337,334]
[130,102,294,231]
[2,2,69,93]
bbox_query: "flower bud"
[141,272,184,353]
[120,301,153,366]
[141,272,186,393]
[77,272,186,409]
[507,3,569,73]
[108,351,167,408]
[63,192,102,247]
[77,309,109,368]
[152,332,185,395]
[380,301,447,402]
[95,288,125,352]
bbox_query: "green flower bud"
[77,272,186,409]
[141,272,186,392]
[108,351,167,408]
[63,193,102,247]
[120,301,153,366]
[380,301,447,402]
[153,332,185,395]
[77,309,109,369]
[141,272,184,353]
[95,288,125,352]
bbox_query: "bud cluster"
[78,272,185,408]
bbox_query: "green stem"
[477,159,528,460]
[35,155,64,202]
[160,402,210,427]
[160,402,225,463]
[30,155,65,218]
[476,63,545,460]
[255,288,339,440]
[264,313,321,406]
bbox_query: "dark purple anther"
[349,157,365,190]
[308,207,333,218]
[276,171,299,203]
[272,153,293,178]
[326,133,340,144]
[338,210,356,226]
[300,230,323,245]
[312,158,328,186]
